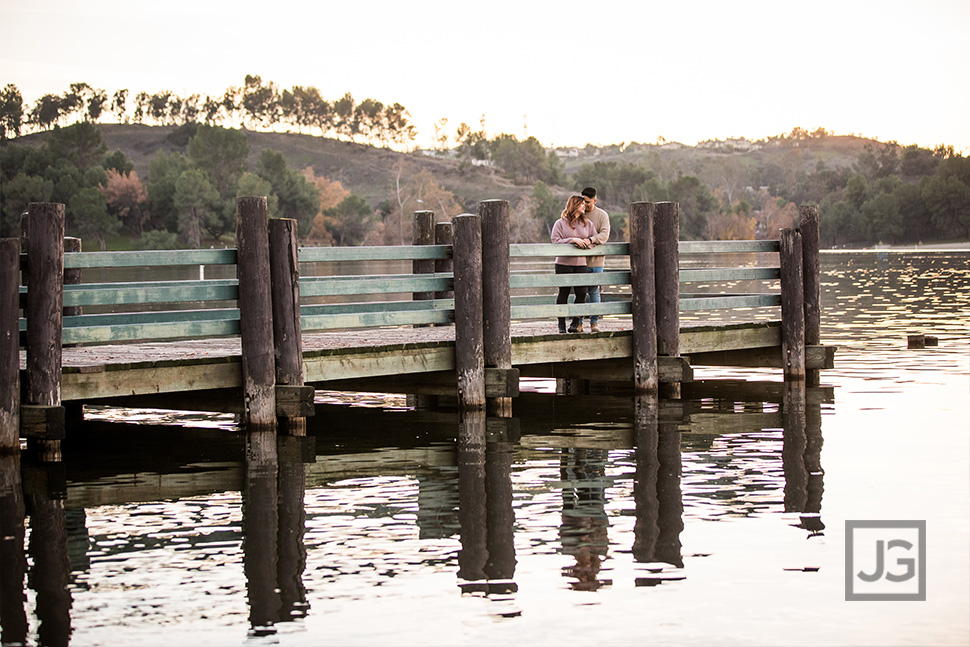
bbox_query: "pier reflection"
[457,412,518,596]
[1,380,828,639]
[0,454,28,646]
[22,459,73,647]
[782,382,825,536]
[559,446,611,591]
[242,431,310,637]
[632,395,685,587]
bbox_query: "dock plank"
[33,318,805,403]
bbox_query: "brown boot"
[590,322,601,333]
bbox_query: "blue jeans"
[586,266,603,324]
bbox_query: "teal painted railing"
[18,239,782,346]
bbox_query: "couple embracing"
[550,187,611,334]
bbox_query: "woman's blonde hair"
[561,195,587,224]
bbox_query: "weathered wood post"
[1,238,20,451]
[407,211,440,410]
[799,205,821,387]
[479,200,516,417]
[434,221,454,303]
[268,217,312,434]
[452,214,485,413]
[62,237,81,318]
[62,237,83,424]
[654,202,681,398]
[236,197,277,429]
[23,203,65,461]
[629,202,658,393]
[780,227,806,381]
[412,211,436,323]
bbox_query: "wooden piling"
[479,200,513,417]
[452,214,485,413]
[1,239,20,451]
[23,203,65,460]
[434,221,454,301]
[412,210,436,314]
[269,218,312,428]
[654,202,681,398]
[236,197,277,429]
[62,237,83,424]
[799,205,821,387]
[780,228,806,381]
[629,202,658,393]
[62,237,81,318]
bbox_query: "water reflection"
[0,454,28,646]
[559,446,611,591]
[782,383,825,536]
[632,395,685,587]
[1,382,836,643]
[22,459,73,647]
[242,431,310,637]
[457,413,518,597]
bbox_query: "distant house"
[553,147,580,158]
[697,138,761,152]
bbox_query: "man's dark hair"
[581,187,597,199]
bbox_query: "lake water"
[2,251,968,647]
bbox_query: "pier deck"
[40,317,830,406]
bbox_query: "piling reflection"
[0,453,28,646]
[632,395,685,587]
[242,431,310,637]
[457,412,518,597]
[24,460,73,647]
[277,443,309,621]
[782,382,825,536]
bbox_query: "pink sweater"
[551,217,598,266]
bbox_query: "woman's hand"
[572,237,591,248]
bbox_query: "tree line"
[0,120,472,250]
[0,78,417,148]
[1,104,966,250]
[547,135,969,247]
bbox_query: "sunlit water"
[4,252,968,647]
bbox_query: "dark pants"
[555,264,587,329]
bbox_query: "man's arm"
[590,210,611,246]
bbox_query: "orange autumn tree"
[302,167,350,244]
[99,168,149,234]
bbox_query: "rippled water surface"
[3,252,968,647]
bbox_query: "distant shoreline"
[825,242,970,252]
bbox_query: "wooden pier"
[1,199,833,456]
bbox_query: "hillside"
[9,125,875,216]
[105,125,538,213]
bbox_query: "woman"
[551,195,598,333]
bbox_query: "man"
[580,187,610,333]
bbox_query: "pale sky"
[2,0,968,153]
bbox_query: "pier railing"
[18,237,784,344]
[2,198,821,446]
